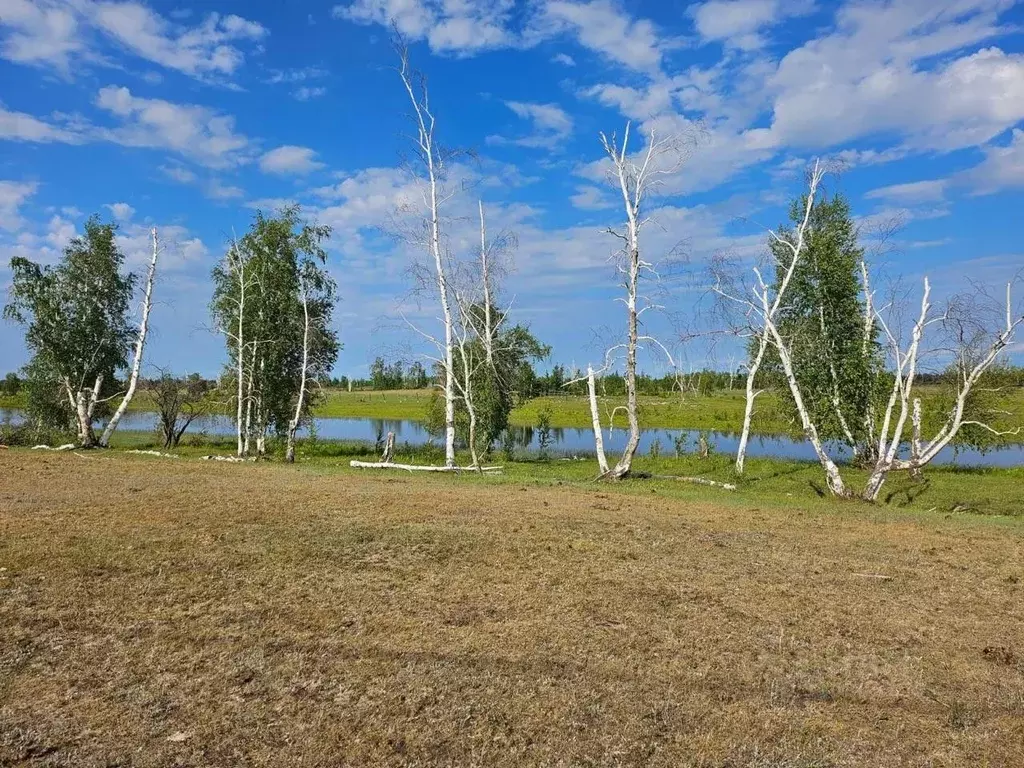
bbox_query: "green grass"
[96,427,1024,519]
[5,384,1022,440]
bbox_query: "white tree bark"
[736,324,769,474]
[398,47,457,468]
[285,276,311,464]
[598,122,678,479]
[100,227,159,447]
[479,201,495,369]
[586,365,610,476]
[862,279,1022,500]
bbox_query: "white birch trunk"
[398,51,457,469]
[736,324,769,475]
[286,277,311,464]
[586,365,610,475]
[101,227,158,447]
[479,201,495,369]
[74,374,103,448]
[768,324,848,496]
[235,251,247,458]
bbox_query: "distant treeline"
[5,363,1022,401]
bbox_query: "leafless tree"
[860,276,1022,500]
[395,38,458,468]
[148,370,212,449]
[713,162,826,477]
[590,121,684,479]
[100,227,160,447]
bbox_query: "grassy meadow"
[1,448,1022,767]
[7,384,1018,440]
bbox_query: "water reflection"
[2,408,1021,467]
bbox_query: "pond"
[3,408,1022,467]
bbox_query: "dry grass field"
[1,450,1022,767]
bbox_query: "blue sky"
[1,0,1023,379]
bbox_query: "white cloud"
[537,0,664,73]
[334,0,515,55]
[0,104,83,143]
[265,66,328,84]
[205,179,245,200]
[104,201,135,220]
[0,0,84,73]
[488,101,574,150]
[93,3,266,79]
[865,179,950,204]
[0,179,38,231]
[159,164,198,184]
[0,1,267,82]
[689,0,814,50]
[44,213,75,249]
[569,185,613,210]
[293,86,327,101]
[95,85,252,168]
[258,145,325,175]
[752,0,1024,152]
[583,81,675,119]
[117,221,208,272]
[960,128,1024,195]
[552,52,576,66]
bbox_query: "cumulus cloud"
[0,104,84,143]
[689,0,814,50]
[0,179,39,231]
[960,128,1024,195]
[536,0,665,73]
[258,145,325,175]
[0,1,267,82]
[104,201,135,220]
[487,101,574,150]
[333,0,514,55]
[865,179,950,204]
[95,85,252,168]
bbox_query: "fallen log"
[126,449,180,459]
[652,474,737,490]
[350,460,503,474]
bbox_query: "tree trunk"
[611,236,641,479]
[909,397,923,480]
[101,227,158,447]
[768,322,848,497]
[235,247,247,458]
[285,279,311,464]
[736,325,769,475]
[587,365,610,476]
[74,374,103,448]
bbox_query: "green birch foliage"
[4,216,135,429]
[765,193,882,444]
[210,206,338,440]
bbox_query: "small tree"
[1,372,21,396]
[764,192,881,452]
[5,216,135,447]
[211,206,336,458]
[148,372,212,448]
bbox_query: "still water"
[3,408,1021,467]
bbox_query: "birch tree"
[100,226,159,446]
[595,122,681,479]
[285,257,338,463]
[5,216,135,447]
[396,39,458,468]
[860,277,1023,500]
[212,206,336,458]
[714,162,847,489]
